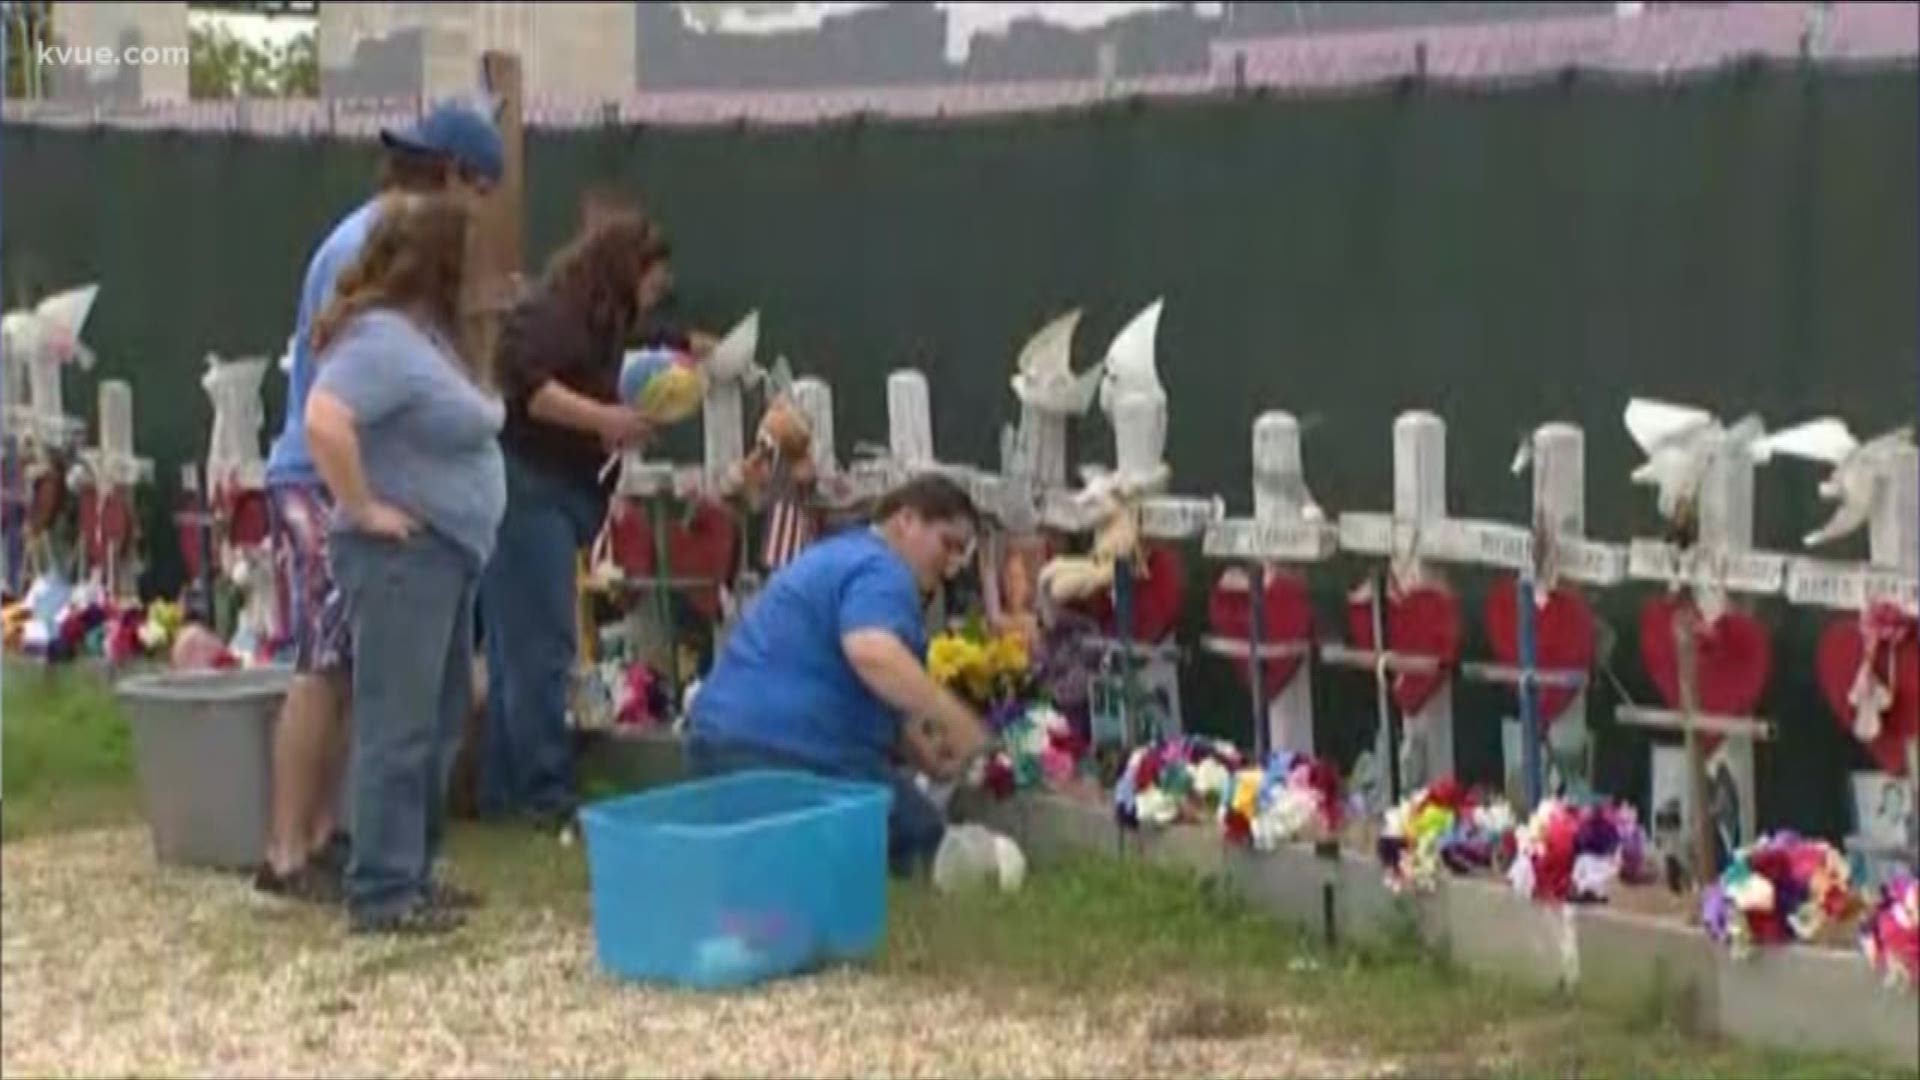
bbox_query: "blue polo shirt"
[265,199,379,488]
[689,529,927,781]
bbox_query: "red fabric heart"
[1206,569,1314,699]
[1483,576,1597,728]
[225,489,272,548]
[606,498,739,622]
[1076,542,1186,643]
[1815,613,1919,777]
[28,472,63,533]
[1638,596,1773,755]
[1345,581,1463,713]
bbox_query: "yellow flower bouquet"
[929,617,1032,713]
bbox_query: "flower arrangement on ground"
[1700,833,1862,959]
[1113,735,1247,830]
[1860,872,1918,992]
[1506,798,1654,905]
[1219,750,1351,850]
[1376,777,1518,894]
[967,701,1093,800]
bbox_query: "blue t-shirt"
[310,309,507,571]
[689,529,928,781]
[266,199,379,489]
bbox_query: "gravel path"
[3,829,1399,1079]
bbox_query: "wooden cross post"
[1326,411,1460,812]
[1201,411,1337,760]
[17,318,86,585]
[1455,422,1626,810]
[1615,430,1784,886]
[462,51,524,382]
[1774,428,1920,876]
[75,380,152,604]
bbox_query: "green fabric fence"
[4,65,1914,837]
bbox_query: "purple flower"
[1573,810,1620,858]
[1701,884,1732,941]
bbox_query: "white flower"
[1252,789,1316,850]
[1508,852,1538,898]
[1135,787,1179,827]
[1191,759,1231,802]
[1571,853,1620,899]
[1475,802,1518,836]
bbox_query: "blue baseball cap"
[379,99,504,185]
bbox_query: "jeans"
[685,736,948,877]
[478,451,604,819]
[331,528,477,920]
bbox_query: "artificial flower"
[1378,778,1517,894]
[1703,833,1862,959]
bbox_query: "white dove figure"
[1757,418,1915,549]
[706,309,761,387]
[1,283,101,374]
[1623,398,1770,527]
[1097,298,1166,417]
[1010,307,1105,416]
[1098,299,1169,488]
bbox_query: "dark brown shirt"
[493,293,621,494]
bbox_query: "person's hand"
[689,329,721,357]
[596,404,654,452]
[349,499,418,541]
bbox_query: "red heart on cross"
[1345,580,1463,714]
[606,498,739,622]
[28,472,63,533]
[1815,612,1919,777]
[81,487,136,571]
[1075,542,1186,643]
[1483,576,1597,728]
[224,488,272,548]
[1206,568,1314,700]
[1638,595,1773,755]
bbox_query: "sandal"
[348,901,466,936]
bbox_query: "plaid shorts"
[268,483,351,675]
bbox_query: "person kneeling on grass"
[685,475,991,876]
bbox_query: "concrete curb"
[568,746,1918,1069]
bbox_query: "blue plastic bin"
[580,769,894,990]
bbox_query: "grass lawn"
[2,658,1910,1078]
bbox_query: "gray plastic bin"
[116,665,293,870]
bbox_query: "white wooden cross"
[700,310,762,492]
[1761,417,1919,876]
[1061,299,1224,747]
[1457,422,1628,809]
[1325,411,1465,811]
[1613,399,1784,883]
[1201,411,1337,759]
[199,354,272,651]
[74,379,153,601]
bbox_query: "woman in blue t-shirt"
[305,192,507,936]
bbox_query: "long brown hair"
[311,191,473,366]
[538,209,671,349]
